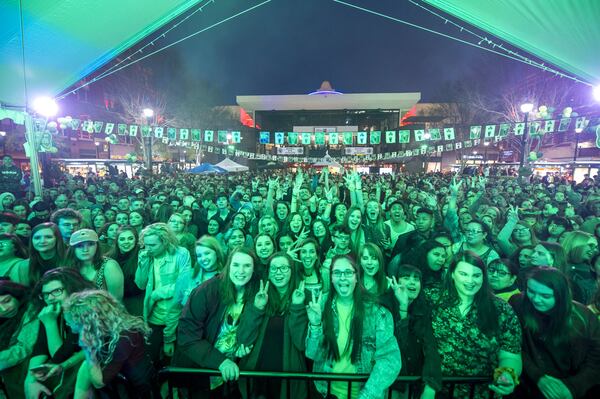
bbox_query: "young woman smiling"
[174,247,260,398]
[358,243,387,296]
[107,226,144,315]
[510,268,600,399]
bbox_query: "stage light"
[33,97,58,117]
[142,108,154,118]
[520,103,534,113]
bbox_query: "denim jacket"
[135,246,192,343]
[306,300,401,399]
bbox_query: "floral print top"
[432,297,521,398]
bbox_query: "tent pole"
[24,113,43,197]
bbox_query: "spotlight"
[520,103,534,113]
[33,97,59,117]
[593,85,600,102]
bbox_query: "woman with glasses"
[488,258,520,301]
[65,229,124,301]
[236,252,309,399]
[510,268,600,399]
[306,254,400,399]
[63,290,156,399]
[24,268,94,399]
[498,205,538,257]
[0,233,29,285]
[453,220,500,266]
[106,226,144,315]
[174,247,260,398]
[432,251,522,398]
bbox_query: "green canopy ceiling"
[423,0,600,85]
[0,0,202,107]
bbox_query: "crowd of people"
[0,165,599,399]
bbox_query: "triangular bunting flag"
[218,130,229,144]
[141,125,151,137]
[93,121,103,133]
[231,131,241,143]
[154,127,164,138]
[288,132,298,145]
[498,124,510,137]
[104,123,114,135]
[117,124,127,135]
[357,132,367,145]
[385,130,396,143]
[329,132,339,145]
[575,117,588,131]
[259,131,270,144]
[70,119,81,130]
[514,123,525,136]
[204,130,214,142]
[275,132,285,145]
[369,131,381,145]
[443,127,455,141]
[315,132,325,145]
[302,133,311,145]
[343,132,353,145]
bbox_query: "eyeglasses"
[488,268,509,277]
[39,287,65,300]
[514,228,529,233]
[332,270,356,278]
[464,230,483,235]
[335,235,350,241]
[269,265,290,274]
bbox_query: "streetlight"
[33,97,59,117]
[142,108,154,173]
[519,102,534,168]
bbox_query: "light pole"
[573,125,585,162]
[519,102,534,168]
[142,108,154,173]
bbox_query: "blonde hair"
[139,222,179,255]
[63,290,150,366]
[561,230,597,264]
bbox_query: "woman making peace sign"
[306,255,400,399]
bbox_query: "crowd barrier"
[159,367,495,399]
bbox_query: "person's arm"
[103,259,124,301]
[163,249,193,347]
[359,307,401,399]
[236,300,266,346]
[264,178,278,217]
[497,206,519,257]
[0,312,39,371]
[134,250,151,290]
[288,287,309,351]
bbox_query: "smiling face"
[464,222,486,246]
[289,214,303,233]
[117,230,136,254]
[32,227,57,253]
[488,262,516,291]
[526,278,556,313]
[228,230,245,250]
[196,245,218,272]
[366,201,379,222]
[451,261,483,299]
[313,221,326,238]
[347,209,362,231]
[269,256,292,291]
[398,273,421,301]
[331,257,357,300]
[360,248,379,277]
[389,203,405,223]
[255,235,274,260]
[276,203,289,220]
[228,252,254,288]
[232,214,246,229]
[334,204,347,222]
[300,242,318,270]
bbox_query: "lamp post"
[142,108,154,173]
[573,126,584,162]
[519,102,534,168]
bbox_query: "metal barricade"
[159,367,494,399]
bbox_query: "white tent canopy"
[313,151,344,169]
[215,158,249,172]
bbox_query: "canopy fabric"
[0,0,203,107]
[215,158,249,172]
[423,0,600,84]
[187,163,227,174]
[313,151,344,169]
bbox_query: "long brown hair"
[28,223,66,283]
[265,252,300,316]
[218,247,260,306]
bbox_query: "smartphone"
[30,365,52,374]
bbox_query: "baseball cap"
[135,188,145,194]
[69,229,99,246]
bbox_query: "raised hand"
[291,280,306,305]
[507,204,519,223]
[449,177,463,196]
[306,290,322,326]
[254,280,269,310]
[387,276,409,310]
[38,303,61,325]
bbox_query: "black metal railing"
[159,367,494,399]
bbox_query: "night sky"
[137,0,542,104]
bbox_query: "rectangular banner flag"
[385,130,396,143]
[485,125,496,138]
[464,140,472,148]
[218,130,229,144]
[275,132,285,145]
[168,128,177,140]
[288,132,298,145]
[81,120,93,133]
[70,119,81,130]
[544,120,556,133]
[370,131,381,145]
[357,131,367,145]
[302,132,311,145]
[155,127,164,138]
[129,125,138,137]
[117,124,127,135]
[204,130,214,142]
[179,129,189,141]
[191,129,200,141]
[399,130,410,143]
[445,143,454,151]
[329,132,339,145]
[429,128,441,141]
[231,131,241,143]
[141,125,151,137]
[575,117,588,131]
[514,122,525,136]
[104,123,114,135]
[315,132,325,145]
[343,132,353,145]
[443,127,455,141]
[259,131,270,144]
[437,145,444,153]
[414,129,426,142]
[455,142,462,150]
[469,126,481,139]
[558,118,571,132]
[93,121,104,133]
[498,123,510,137]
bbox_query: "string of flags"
[59,115,596,148]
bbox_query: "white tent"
[215,158,249,172]
[313,151,344,170]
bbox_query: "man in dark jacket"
[0,156,22,197]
